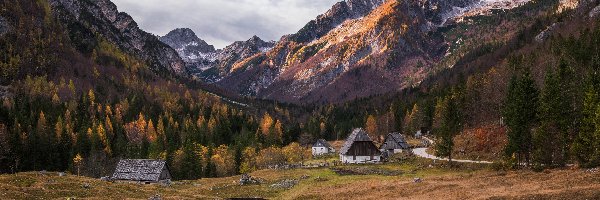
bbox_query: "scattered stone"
[0,16,10,36]
[413,178,423,183]
[58,172,67,177]
[270,179,299,189]
[159,179,172,187]
[148,194,162,200]
[586,168,599,173]
[590,5,600,18]
[82,183,91,189]
[314,177,328,182]
[300,175,310,180]
[239,174,264,185]
[100,176,112,181]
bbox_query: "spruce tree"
[503,71,539,166]
[435,93,461,164]
[534,69,565,166]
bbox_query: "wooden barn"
[339,128,381,164]
[111,159,172,184]
[312,139,335,156]
[380,132,409,156]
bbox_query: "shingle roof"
[380,132,409,150]
[340,128,374,154]
[111,159,169,182]
[313,139,333,148]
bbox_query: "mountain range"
[38,0,600,106]
[157,0,542,104]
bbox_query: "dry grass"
[1,160,599,200]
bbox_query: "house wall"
[340,155,381,164]
[159,168,172,180]
[312,147,330,156]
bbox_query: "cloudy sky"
[111,0,340,48]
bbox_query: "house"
[380,132,410,156]
[111,159,172,184]
[312,139,335,156]
[339,128,381,164]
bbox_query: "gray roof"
[340,128,375,154]
[380,132,409,150]
[111,159,170,182]
[313,139,333,148]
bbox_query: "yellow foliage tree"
[365,115,378,140]
[73,153,83,176]
[260,112,274,136]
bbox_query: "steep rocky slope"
[49,0,185,75]
[163,0,538,104]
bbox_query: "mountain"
[205,0,486,103]
[49,0,185,75]
[160,30,275,83]
[171,0,540,104]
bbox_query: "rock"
[159,179,172,187]
[535,23,558,42]
[239,174,263,185]
[414,178,423,183]
[58,172,67,177]
[148,194,162,200]
[82,183,91,189]
[314,177,328,182]
[586,168,599,173]
[269,179,299,189]
[0,16,10,36]
[300,175,310,180]
[100,176,112,181]
[590,5,600,18]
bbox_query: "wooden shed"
[380,132,410,156]
[339,128,381,164]
[111,159,172,184]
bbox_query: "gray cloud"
[111,0,340,48]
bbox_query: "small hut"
[111,159,172,184]
[339,128,381,164]
[312,139,335,156]
[380,132,409,156]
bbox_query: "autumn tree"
[365,115,379,141]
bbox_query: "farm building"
[339,128,381,164]
[111,159,172,184]
[380,132,409,156]
[312,139,335,156]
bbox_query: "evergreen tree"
[503,72,539,166]
[435,93,461,164]
[572,85,600,167]
[534,69,565,166]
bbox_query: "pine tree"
[435,93,461,164]
[534,69,564,166]
[503,71,539,166]
[572,85,599,167]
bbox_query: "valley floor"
[1,157,600,200]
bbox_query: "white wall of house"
[339,155,381,164]
[312,147,331,156]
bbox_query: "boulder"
[239,174,263,185]
[269,179,299,189]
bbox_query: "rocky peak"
[49,0,185,74]
[160,28,216,54]
[289,0,386,43]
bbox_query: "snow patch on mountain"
[442,0,531,25]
